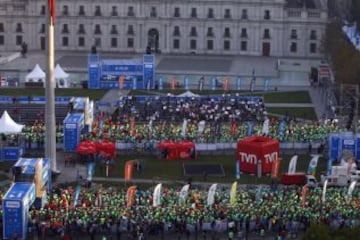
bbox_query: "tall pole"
[46,0,58,173]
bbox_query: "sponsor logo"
[239,152,278,164]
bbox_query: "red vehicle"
[281,172,317,186]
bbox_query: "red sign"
[237,136,279,174]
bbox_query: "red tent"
[158,140,196,160]
[237,136,279,174]
[76,140,97,155]
[96,140,116,158]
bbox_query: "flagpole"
[46,0,59,173]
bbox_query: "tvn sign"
[239,152,278,164]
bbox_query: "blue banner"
[342,138,355,158]
[246,122,253,137]
[2,148,20,161]
[132,77,137,90]
[237,77,241,90]
[328,134,340,161]
[184,76,189,90]
[356,135,360,160]
[211,77,216,91]
[158,76,163,90]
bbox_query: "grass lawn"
[262,91,311,104]
[0,88,108,100]
[94,153,327,186]
[267,107,317,120]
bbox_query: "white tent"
[25,64,45,83]
[177,91,200,98]
[54,64,70,88]
[0,111,24,134]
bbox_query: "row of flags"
[124,180,358,208]
[157,76,271,91]
[125,181,359,208]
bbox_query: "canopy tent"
[54,64,70,88]
[0,111,24,134]
[25,64,45,83]
[177,91,200,98]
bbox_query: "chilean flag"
[48,0,56,25]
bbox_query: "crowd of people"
[114,95,266,124]
[2,184,358,239]
[16,95,342,148]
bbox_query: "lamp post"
[46,0,59,173]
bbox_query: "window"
[78,37,85,47]
[241,41,247,51]
[150,7,157,17]
[241,9,248,19]
[174,7,180,17]
[190,27,197,37]
[207,27,214,37]
[191,8,197,18]
[94,38,101,47]
[224,40,230,50]
[241,28,248,38]
[79,6,85,16]
[94,25,102,35]
[41,5,46,15]
[95,6,101,16]
[16,23,22,33]
[62,24,69,34]
[63,5,69,16]
[127,6,135,17]
[16,35,22,45]
[310,43,317,53]
[208,8,214,18]
[207,40,213,50]
[224,9,231,19]
[0,35,4,45]
[110,25,118,35]
[111,6,118,16]
[62,37,68,46]
[0,23,4,32]
[127,25,134,35]
[310,30,317,40]
[263,29,270,39]
[173,39,180,49]
[111,38,117,48]
[40,24,45,33]
[264,10,270,20]
[127,38,134,48]
[290,42,297,52]
[78,24,85,34]
[224,27,231,38]
[290,29,297,39]
[190,39,197,50]
[173,26,180,36]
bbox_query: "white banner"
[322,179,328,203]
[153,183,162,207]
[288,155,298,174]
[179,184,190,204]
[207,183,217,205]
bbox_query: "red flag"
[48,0,56,25]
[301,184,308,208]
[126,186,137,207]
[271,158,280,178]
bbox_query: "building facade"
[0,0,328,58]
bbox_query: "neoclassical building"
[0,0,328,58]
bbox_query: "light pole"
[46,0,59,173]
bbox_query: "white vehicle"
[320,166,360,187]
